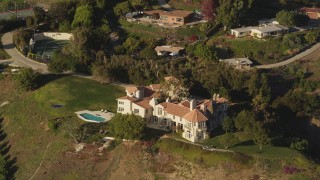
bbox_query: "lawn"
[157,138,252,167]
[0,33,10,60]
[33,75,125,116]
[201,132,313,169]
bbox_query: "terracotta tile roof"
[125,86,138,94]
[180,100,190,108]
[159,102,190,117]
[135,98,152,109]
[160,10,193,18]
[149,84,161,91]
[117,96,152,109]
[216,97,228,103]
[299,7,320,13]
[183,109,208,122]
[117,96,138,101]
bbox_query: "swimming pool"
[79,113,106,123]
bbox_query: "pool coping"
[75,110,114,123]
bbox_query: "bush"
[15,68,39,90]
[290,139,309,152]
[109,114,146,140]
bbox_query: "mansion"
[116,77,228,142]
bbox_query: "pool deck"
[75,110,114,123]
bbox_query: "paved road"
[256,42,320,69]
[1,31,48,73]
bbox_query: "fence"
[27,52,50,64]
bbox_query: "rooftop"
[155,46,185,53]
[183,109,208,122]
[299,7,320,13]
[219,58,253,65]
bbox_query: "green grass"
[33,75,125,116]
[202,132,313,169]
[168,0,201,11]
[157,138,252,167]
[0,33,10,60]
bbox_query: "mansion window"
[173,115,175,119]
[158,108,163,115]
[134,109,139,114]
[118,107,124,112]
[118,101,124,105]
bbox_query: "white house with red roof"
[116,77,228,142]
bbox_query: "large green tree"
[275,10,295,27]
[72,5,94,28]
[194,44,218,61]
[113,1,131,17]
[222,116,234,134]
[216,0,254,30]
[110,114,146,140]
[234,110,256,134]
[252,122,270,151]
[33,6,46,25]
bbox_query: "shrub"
[15,68,39,91]
[290,139,309,152]
[109,114,146,140]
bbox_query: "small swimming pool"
[79,113,106,123]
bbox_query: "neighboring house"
[154,46,185,56]
[219,58,253,69]
[230,21,289,38]
[144,10,194,25]
[299,7,320,20]
[117,77,228,142]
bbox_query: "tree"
[48,51,77,73]
[234,110,256,134]
[304,30,319,44]
[276,10,295,27]
[216,0,254,30]
[33,6,46,25]
[110,114,146,140]
[222,116,234,133]
[26,16,35,28]
[92,63,112,83]
[252,122,270,151]
[113,1,131,17]
[15,68,39,91]
[71,5,94,28]
[0,155,7,179]
[201,0,216,21]
[220,133,239,149]
[282,33,304,49]
[130,0,146,11]
[61,118,86,143]
[290,139,309,152]
[194,44,218,61]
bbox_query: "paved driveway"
[1,31,48,73]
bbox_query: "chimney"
[166,98,170,102]
[190,99,196,111]
[217,94,220,100]
[212,93,216,100]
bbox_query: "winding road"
[1,31,320,72]
[1,31,48,72]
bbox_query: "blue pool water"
[80,113,106,122]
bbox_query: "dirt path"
[29,142,52,180]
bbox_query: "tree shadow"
[0,118,18,179]
[235,140,255,146]
[142,127,170,141]
[36,74,67,89]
